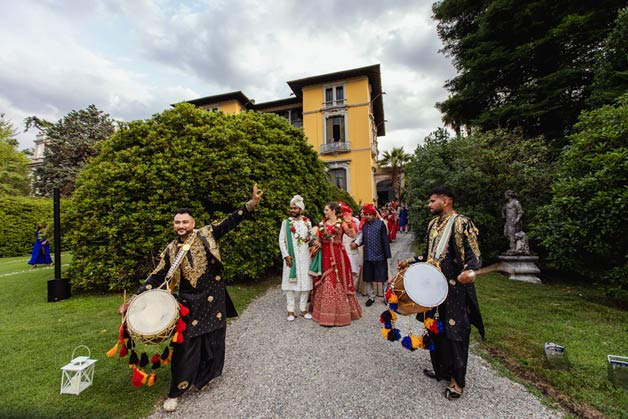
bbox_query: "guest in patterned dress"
[355,204,391,306]
[310,202,362,326]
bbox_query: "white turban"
[290,195,305,211]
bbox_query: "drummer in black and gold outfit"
[132,184,263,412]
[398,186,484,400]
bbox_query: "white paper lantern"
[60,345,97,395]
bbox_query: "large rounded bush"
[66,104,353,291]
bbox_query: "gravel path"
[149,233,563,419]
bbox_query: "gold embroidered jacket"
[138,204,253,338]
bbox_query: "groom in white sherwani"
[278,195,317,321]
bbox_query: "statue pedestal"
[498,255,542,284]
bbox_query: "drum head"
[403,263,448,308]
[127,290,178,336]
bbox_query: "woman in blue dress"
[28,224,53,268]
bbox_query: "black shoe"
[445,386,462,400]
[365,298,374,307]
[423,369,438,380]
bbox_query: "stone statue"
[502,190,525,255]
[514,231,530,255]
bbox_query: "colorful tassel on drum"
[151,353,161,369]
[119,342,128,358]
[381,327,391,339]
[387,328,401,342]
[139,352,149,368]
[401,336,416,351]
[160,346,170,366]
[106,342,119,358]
[179,303,190,317]
[175,318,187,335]
[380,310,392,324]
[385,287,393,301]
[131,367,147,387]
[128,350,139,368]
[412,335,424,349]
[386,293,398,304]
[147,372,157,387]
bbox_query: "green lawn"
[0,255,275,419]
[472,273,628,419]
[2,256,627,418]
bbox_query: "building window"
[324,85,345,107]
[326,115,345,143]
[328,168,347,191]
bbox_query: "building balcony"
[320,141,351,155]
[323,99,346,109]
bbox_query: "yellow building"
[185,64,386,205]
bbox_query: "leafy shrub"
[0,196,53,257]
[536,93,628,296]
[66,104,354,291]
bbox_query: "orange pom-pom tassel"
[147,372,156,387]
[390,310,398,321]
[387,293,398,304]
[380,327,391,338]
[106,343,119,358]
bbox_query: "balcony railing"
[320,141,351,155]
[323,99,346,109]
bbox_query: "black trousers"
[168,327,226,398]
[429,303,470,388]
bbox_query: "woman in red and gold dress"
[311,202,362,326]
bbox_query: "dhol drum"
[390,262,448,315]
[125,289,179,345]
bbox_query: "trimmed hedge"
[0,196,53,257]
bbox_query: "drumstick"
[473,263,501,276]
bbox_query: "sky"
[1,0,457,154]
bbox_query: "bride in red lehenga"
[311,202,362,326]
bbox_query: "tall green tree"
[66,104,353,291]
[0,114,31,196]
[535,93,628,297]
[433,0,625,147]
[27,105,115,197]
[378,146,412,201]
[587,7,628,108]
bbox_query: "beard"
[290,209,302,218]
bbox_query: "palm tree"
[378,147,412,201]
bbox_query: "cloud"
[1,0,455,153]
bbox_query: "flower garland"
[289,216,312,246]
[379,288,443,351]
[318,219,342,241]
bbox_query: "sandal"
[423,369,438,380]
[163,397,178,412]
[445,385,462,400]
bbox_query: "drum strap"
[433,214,458,262]
[162,232,197,290]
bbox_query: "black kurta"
[410,213,484,388]
[137,204,252,397]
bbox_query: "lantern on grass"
[60,345,97,395]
